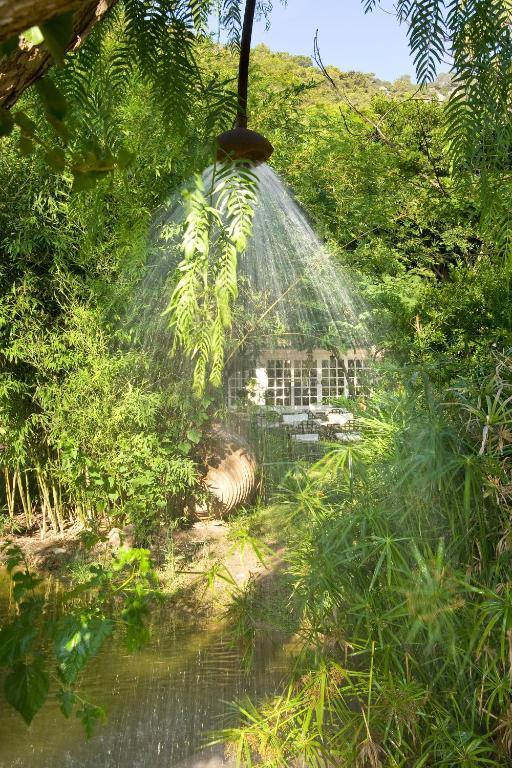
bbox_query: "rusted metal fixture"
[215,0,273,164]
[196,425,257,518]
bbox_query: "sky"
[247,0,415,82]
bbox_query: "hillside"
[202,41,453,110]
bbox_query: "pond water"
[0,583,286,768]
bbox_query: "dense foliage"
[0,41,215,540]
[205,38,512,768]
[223,360,512,766]
[2,0,512,756]
[1,36,463,541]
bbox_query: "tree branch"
[0,0,117,108]
[312,31,448,197]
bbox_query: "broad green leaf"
[57,688,75,718]
[186,428,202,444]
[13,112,36,136]
[1,543,24,572]
[40,13,73,65]
[23,27,44,46]
[0,622,37,666]
[4,660,49,725]
[76,701,106,738]
[44,148,66,172]
[0,109,14,137]
[78,530,103,550]
[45,113,69,140]
[36,78,67,121]
[19,135,34,156]
[54,615,113,683]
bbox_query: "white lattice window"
[293,359,318,406]
[227,369,255,407]
[321,357,346,401]
[228,351,370,408]
[347,358,368,397]
[265,359,292,406]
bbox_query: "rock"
[108,525,136,549]
[122,524,136,548]
[53,547,67,556]
[107,527,122,549]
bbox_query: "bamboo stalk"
[36,469,54,536]
[16,470,31,528]
[4,466,13,519]
[41,492,47,540]
[52,482,64,534]
[45,483,59,533]
[24,471,33,528]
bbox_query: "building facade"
[227,348,369,409]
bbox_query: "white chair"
[327,412,353,426]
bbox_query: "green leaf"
[35,78,67,121]
[4,660,49,725]
[186,428,202,444]
[46,113,69,140]
[76,701,106,738]
[78,529,104,550]
[0,622,37,666]
[13,111,36,136]
[57,688,75,718]
[23,27,44,46]
[19,135,34,156]
[1,543,24,572]
[0,108,14,137]
[44,148,66,172]
[54,615,113,684]
[40,13,73,65]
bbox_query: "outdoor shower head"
[216,126,274,164]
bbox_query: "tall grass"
[222,355,512,766]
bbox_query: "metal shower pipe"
[236,0,257,128]
[215,0,273,162]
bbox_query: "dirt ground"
[1,515,285,619]
[1,520,86,570]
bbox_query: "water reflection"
[0,599,285,767]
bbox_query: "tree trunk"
[0,0,117,108]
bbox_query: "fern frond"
[166,161,259,395]
[403,0,446,84]
[221,0,243,51]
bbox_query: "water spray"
[216,0,274,164]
